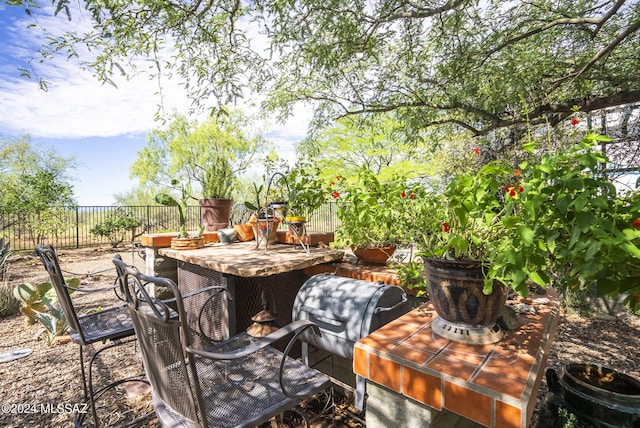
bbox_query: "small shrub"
[0,284,20,318]
[90,207,143,248]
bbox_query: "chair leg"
[79,345,89,401]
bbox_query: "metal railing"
[0,203,339,251]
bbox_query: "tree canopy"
[130,111,268,199]
[0,135,76,213]
[11,0,640,140]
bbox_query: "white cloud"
[0,5,194,139]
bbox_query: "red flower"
[409,193,416,199]
[441,222,450,233]
[473,147,480,155]
[514,169,521,176]
[504,185,513,192]
[401,191,406,198]
[633,219,640,228]
[331,191,340,199]
[518,185,524,193]
[571,117,579,126]
[509,188,516,197]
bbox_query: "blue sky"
[0,4,308,205]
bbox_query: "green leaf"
[518,226,535,245]
[620,242,640,259]
[584,241,601,261]
[556,194,569,213]
[576,211,594,232]
[482,278,494,295]
[501,215,520,228]
[528,271,547,287]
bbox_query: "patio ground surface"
[1,245,639,427]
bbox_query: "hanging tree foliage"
[9,0,640,137]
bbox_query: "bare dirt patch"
[1,246,639,427]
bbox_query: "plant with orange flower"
[414,133,640,306]
[331,168,423,249]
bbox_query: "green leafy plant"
[394,260,427,297]
[13,279,82,345]
[35,306,69,346]
[414,133,640,305]
[13,279,78,324]
[330,168,422,248]
[155,179,202,238]
[90,207,143,247]
[285,164,328,219]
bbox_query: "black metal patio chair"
[112,254,331,428]
[35,244,150,428]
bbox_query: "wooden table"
[160,242,345,347]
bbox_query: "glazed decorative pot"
[252,216,279,246]
[352,245,397,265]
[423,257,507,326]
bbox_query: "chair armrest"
[186,319,320,360]
[64,283,119,294]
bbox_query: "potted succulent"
[412,132,640,332]
[198,154,236,231]
[156,179,204,250]
[331,168,421,264]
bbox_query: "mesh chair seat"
[153,333,329,428]
[71,305,134,345]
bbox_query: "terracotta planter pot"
[352,245,397,265]
[423,257,506,326]
[170,236,205,250]
[234,223,255,242]
[199,198,234,231]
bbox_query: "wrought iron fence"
[0,203,339,251]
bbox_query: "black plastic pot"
[541,363,640,427]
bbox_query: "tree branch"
[552,18,640,88]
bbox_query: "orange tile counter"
[354,290,559,428]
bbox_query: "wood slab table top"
[159,242,345,277]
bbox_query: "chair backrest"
[112,255,201,425]
[35,245,84,341]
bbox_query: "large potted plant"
[198,154,235,231]
[412,133,640,339]
[331,168,421,264]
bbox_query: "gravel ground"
[1,246,639,427]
